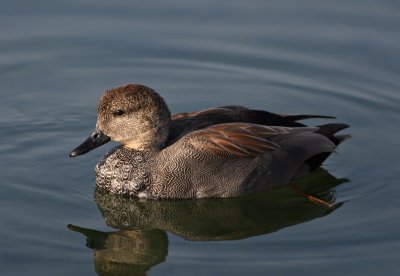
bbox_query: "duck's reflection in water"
[69,168,348,275]
[68,225,167,275]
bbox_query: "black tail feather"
[331,134,352,146]
[283,114,336,121]
[316,123,350,137]
[304,124,350,170]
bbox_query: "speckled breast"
[95,146,151,196]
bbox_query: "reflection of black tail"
[306,123,350,171]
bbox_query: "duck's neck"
[123,123,171,152]
[124,139,159,151]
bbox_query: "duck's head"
[69,84,171,157]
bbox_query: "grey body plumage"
[70,84,349,198]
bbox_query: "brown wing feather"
[208,136,251,156]
[187,123,293,157]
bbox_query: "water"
[1,1,400,275]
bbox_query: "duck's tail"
[316,123,351,146]
[241,110,337,127]
[282,114,336,121]
[302,123,350,172]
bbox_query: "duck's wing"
[173,123,335,158]
[168,106,335,145]
[158,123,341,198]
[185,123,284,157]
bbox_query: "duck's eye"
[112,110,125,116]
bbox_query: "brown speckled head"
[96,84,171,150]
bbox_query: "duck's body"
[70,84,349,198]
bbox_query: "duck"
[69,84,349,199]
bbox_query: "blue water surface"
[1,1,400,275]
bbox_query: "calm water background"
[1,1,400,275]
